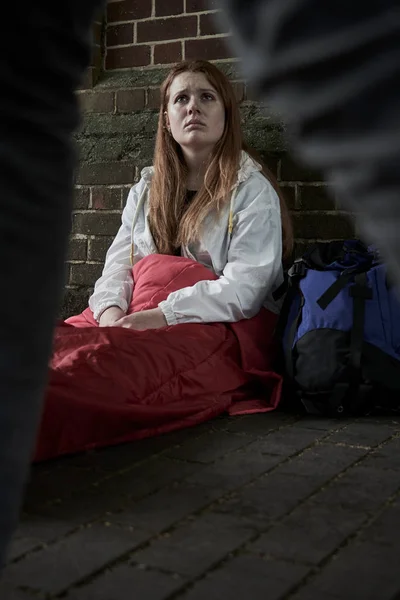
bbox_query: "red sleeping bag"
[34,255,282,462]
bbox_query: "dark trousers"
[222,0,400,281]
[0,1,103,568]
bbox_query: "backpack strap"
[324,272,373,416]
[317,267,359,309]
[279,259,308,380]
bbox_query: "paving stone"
[312,465,400,512]
[60,436,178,472]
[357,500,400,545]
[26,456,198,529]
[0,585,35,600]
[250,503,366,565]
[278,443,367,478]
[326,422,396,447]
[246,427,323,456]
[186,446,283,490]
[4,415,400,600]
[108,482,222,534]
[23,463,105,508]
[215,472,324,525]
[224,412,299,435]
[66,564,184,600]
[165,431,253,464]
[1,524,148,595]
[133,513,255,577]
[297,417,355,431]
[360,437,400,471]
[291,539,400,600]
[180,554,310,600]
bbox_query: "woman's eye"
[176,95,188,103]
[202,93,214,100]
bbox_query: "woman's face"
[165,71,225,153]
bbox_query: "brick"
[106,23,134,46]
[109,482,222,533]
[312,465,400,513]
[72,212,121,236]
[1,525,144,596]
[137,16,197,43]
[92,20,102,46]
[67,564,183,600]
[77,66,98,91]
[76,162,135,185]
[79,91,115,113]
[155,0,184,17]
[88,237,114,262]
[185,36,234,61]
[69,263,104,286]
[165,430,252,464]
[181,554,310,600]
[91,186,123,210]
[107,0,151,23]
[106,45,151,70]
[68,237,87,261]
[298,184,335,210]
[90,43,102,69]
[73,186,90,209]
[147,87,161,109]
[116,88,146,112]
[251,503,366,565]
[186,0,219,11]
[200,12,229,36]
[292,212,355,239]
[279,184,296,210]
[232,81,245,103]
[154,41,182,65]
[133,513,254,578]
[60,288,90,319]
[281,155,324,182]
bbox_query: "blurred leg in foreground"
[221,0,400,280]
[0,1,103,568]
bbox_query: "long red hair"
[148,60,293,262]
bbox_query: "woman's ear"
[164,111,171,133]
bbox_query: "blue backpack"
[279,240,400,417]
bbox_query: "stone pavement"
[1,411,400,600]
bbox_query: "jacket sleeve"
[158,184,283,324]
[88,185,143,321]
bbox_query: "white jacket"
[89,152,284,324]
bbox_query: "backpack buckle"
[289,260,307,279]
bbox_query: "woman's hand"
[99,306,125,327]
[113,308,167,331]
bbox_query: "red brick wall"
[105,0,233,70]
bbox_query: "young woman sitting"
[34,59,293,462]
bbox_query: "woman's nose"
[188,97,200,114]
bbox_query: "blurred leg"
[0,1,103,568]
[222,0,400,280]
